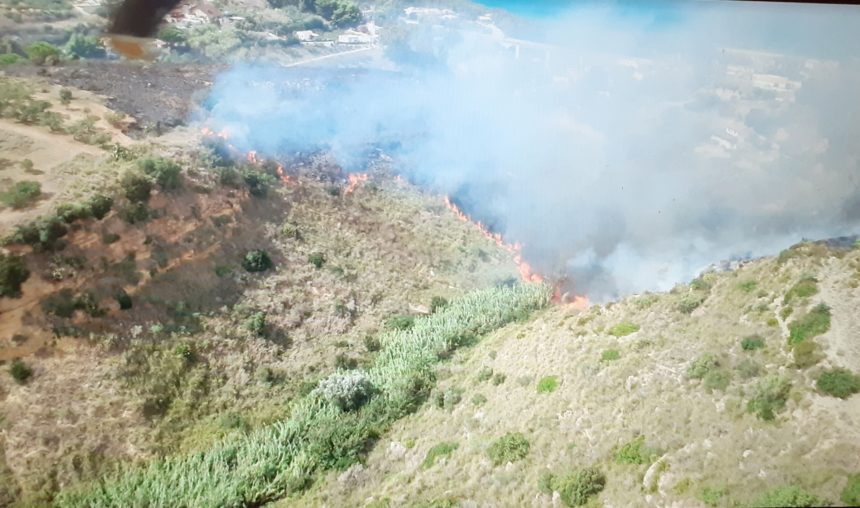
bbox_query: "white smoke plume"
[199,1,860,299]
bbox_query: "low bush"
[139,157,182,190]
[121,172,153,203]
[1,180,41,208]
[59,88,72,104]
[741,334,765,351]
[816,368,860,399]
[89,194,113,219]
[471,393,487,406]
[842,474,860,505]
[678,293,706,314]
[433,387,462,410]
[8,216,68,251]
[308,252,325,268]
[242,170,270,197]
[699,487,727,507]
[386,315,414,331]
[119,203,149,224]
[243,312,267,337]
[615,436,657,465]
[687,353,719,379]
[421,442,458,469]
[316,370,374,411]
[747,375,791,421]
[242,250,272,273]
[10,359,33,384]
[26,41,59,64]
[703,369,731,392]
[753,485,819,507]
[56,202,92,223]
[487,432,530,465]
[115,290,132,310]
[608,321,639,337]
[0,253,30,298]
[783,277,818,305]
[735,358,762,379]
[430,296,449,313]
[792,340,822,369]
[738,280,758,293]
[690,277,711,291]
[548,467,606,507]
[537,375,559,393]
[363,335,381,352]
[491,373,506,385]
[476,366,493,382]
[0,53,23,65]
[788,304,831,344]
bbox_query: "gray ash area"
[3,60,221,136]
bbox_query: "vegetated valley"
[1,0,860,507]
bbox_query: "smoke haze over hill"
[201,2,860,299]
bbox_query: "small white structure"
[338,30,373,44]
[294,30,319,42]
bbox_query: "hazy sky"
[201,1,860,299]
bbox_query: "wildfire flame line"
[346,173,369,194]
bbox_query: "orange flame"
[346,173,369,194]
[275,163,292,185]
[443,196,544,283]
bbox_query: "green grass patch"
[55,283,550,506]
[842,474,860,505]
[783,277,818,305]
[537,375,560,394]
[601,349,620,361]
[487,431,530,466]
[678,293,706,314]
[788,304,831,345]
[421,442,458,469]
[10,359,33,384]
[703,369,731,392]
[608,321,639,337]
[687,353,719,380]
[698,486,727,507]
[753,485,819,507]
[615,436,657,465]
[737,280,758,293]
[816,368,860,399]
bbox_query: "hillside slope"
[299,241,860,507]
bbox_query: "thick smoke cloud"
[200,2,860,299]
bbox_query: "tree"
[26,41,60,65]
[64,33,106,59]
[0,253,30,298]
[121,172,152,203]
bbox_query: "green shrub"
[703,369,731,392]
[842,474,860,505]
[741,334,765,351]
[59,87,72,104]
[363,335,381,352]
[552,467,606,506]
[121,172,152,203]
[735,358,762,379]
[476,366,493,382]
[139,157,182,190]
[434,387,462,410]
[788,304,830,344]
[678,293,706,314]
[386,315,414,330]
[56,202,92,223]
[687,353,719,379]
[471,393,487,406]
[699,486,727,507]
[214,265,232,277]
[421,442,458,469]
[1,180,41,208]
[747,375,791,421]
[316,370,374,411]
[753,486,819,507]
[64,33,105,59]
[690,277,711,291]
[243,170,270,197]
[537,375,559,393]
[487,432,530,465]
[491,373,506,385]
[608,321,639,337]
[157,26,187,43]
[0,253,30,298]
[783,277,818,305]
[115,290,132,310]
[102,232,120,244]
[217,166,241,187]
[9,216,67,250]
[0,53,23,65]
[615,436,657,465]
[242,250,272,273]
[792,339,822,369]
[430,296,449,313]
[10,359,32,384]
[816,368,860,399]
[308,252,325,268]
[88,194,113,219]
[243,312,267,337]
[119,203,149,224]
[26,41,59,64]
[601,349,620,361]
[738,280,758,293]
